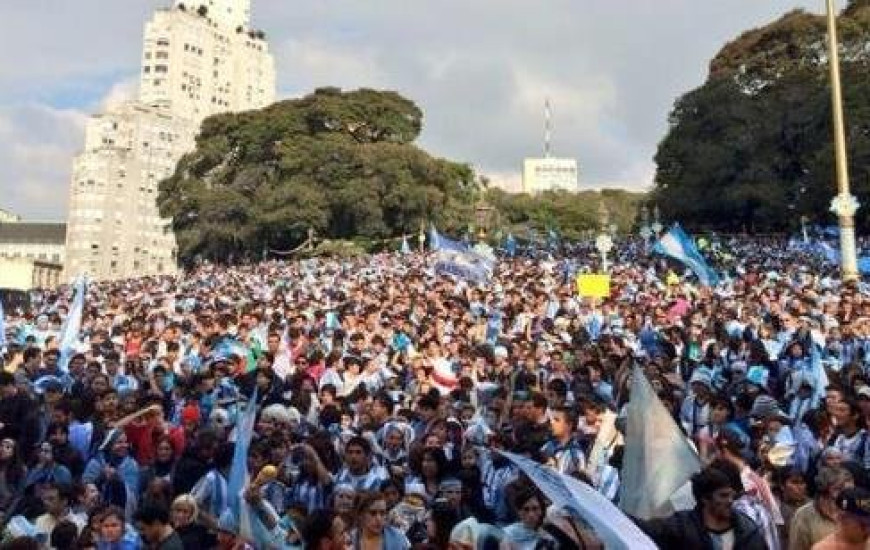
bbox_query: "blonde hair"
[171,494,199,518]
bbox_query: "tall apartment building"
[64,0,275,280]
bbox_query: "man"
[636,465,766,549]
[134,504,184,550]
[335,436,388,491]
[790,466,855,550]
[300,509,348,550]
[812,487,870,549]
[541,406,585,477]
[34,483,87,537]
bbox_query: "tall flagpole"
[825,0,860,281]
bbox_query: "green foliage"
[653,5,870,231]
[158,88,475,263]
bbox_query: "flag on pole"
[620,365,702,520]
[498,450,657,550]
[400,235,410,255]
[652,224,719,286]
[58,277,87,373]
[227,390,258,541]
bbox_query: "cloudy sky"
[0,0,841,220]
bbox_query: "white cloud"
[0,0,846,220]
[99,77,140,112]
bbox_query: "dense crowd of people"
[0,236,869,549]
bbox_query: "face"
[704,486,736,521]
[41,489,65,517]
[344,444,368,472]
[0,439,14,461]
[385,430,403,452]
[112,433,130,457]
[550,411,571,439]
[171,504,195,528]
[710,404,730,424]
[83,483,101,509]
[102,515,126,542]
[334,491,355,514]
[361,499,388,535]
[421,454,438,477]
[156,440,174,463]
[517,496,543,530]
[783,475,807,502]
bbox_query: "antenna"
[544,97,552,158]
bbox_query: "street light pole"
[825,0,860,281]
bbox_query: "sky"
[0,0,843,221]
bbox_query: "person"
[501,487,548,549]
[168,494,213,549]
[96,506,138,549]
[299,509,348,550]
[349,491,410,550]
[133,503,184,550]
[635,464,767,549]
[540,406,585,476]
[335,437,388,492]
[790,466,854,550]
[34,483,87,538]
[811,487,870,549]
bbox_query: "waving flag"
[652,224,719,286]
[58,277,87,373]
[227,390,258,540]
[430,225,494,284]
[498,450,656,550]
[621,366,701,520]
[400,235,411,255]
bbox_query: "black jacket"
[637,508,768,550]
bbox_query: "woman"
[332,484,356,528]
[95,506,139,550]
[170,494,214,549]
[138,437,176,496]
[0,438,25,514]
[24,442,72,489]
[407,448,447,501]
[501,488,547,549]
[286,441,333,514]
[349,491,410,550]
[83,431,140,520]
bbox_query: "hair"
[134,503,171,525]
[171,494,199,518]
[815,466,854,495]
[373,391,395,415]
[300,509,337,548]
[345,436,372,457]
[551,405,579,426]
[411,447,448,482]
[691,466,737,504]
[49,520,78,550]
[353,491,386,519]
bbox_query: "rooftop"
[0,222,66,244]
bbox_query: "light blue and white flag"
[227,390,265,542]
[430,225,494,284]
[400,235,411,255]
[652,224,719,286]
[621,366,702,520]
[498,450,657,550]
[58,277,87,373]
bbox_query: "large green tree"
[652,1,870,232]
[158,87,477,263]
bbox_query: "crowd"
[0,235,869,549]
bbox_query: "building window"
[153,79,162,86]
[143,66,151,73]
[157,38,169,46]
[156,51,168,59]
[155,65,168,73]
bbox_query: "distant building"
[0,221,66,265]
[0,258,63,290]
[522,157,579,194]
[64,0,276,281]
[0,208,21,223]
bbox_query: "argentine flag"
[652,224,719,286]
[505,233,517,257]
[400,235,411,255]
[58,277,87,373]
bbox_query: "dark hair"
[551,405,578,426]
[134,503,171,525]
[691,465,738,504]
[373,391,395,415]
[345,436,372,457]
[300,509,337,547]
[49,519,78,549]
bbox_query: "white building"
[522,157,579,194]
[64,0,275,280]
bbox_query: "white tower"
[64,0,276,280]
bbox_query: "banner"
[652,224,719,286]
[576,274,611,298]
[498,450,656,550]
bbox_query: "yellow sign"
[576,274,611,298]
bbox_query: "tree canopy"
[158,87,477,263]
[652,1,870,232]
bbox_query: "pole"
[826,0,859,281]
